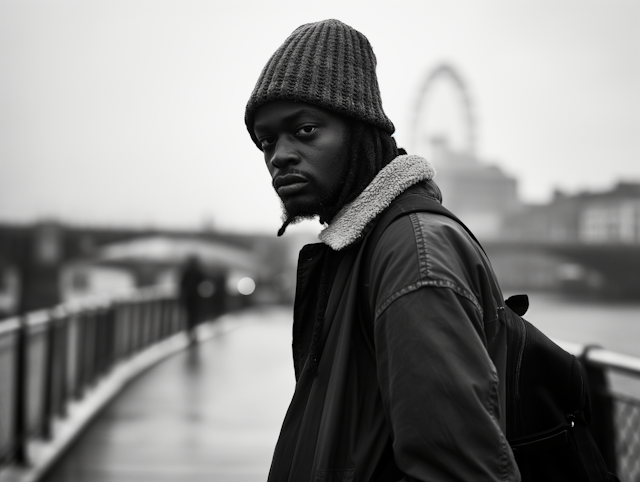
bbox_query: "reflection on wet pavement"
[42,307,295,482]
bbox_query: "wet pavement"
[41,307,295,482]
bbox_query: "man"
[245,19,520,481]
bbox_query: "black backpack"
[364,187,619,482]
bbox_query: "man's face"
[253,100,350,223]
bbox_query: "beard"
[275,174,346,235]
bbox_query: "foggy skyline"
[1,0,639,234]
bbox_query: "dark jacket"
[268,155,520,482]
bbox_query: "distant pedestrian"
[179,255,205,344]
[245,19,520,480]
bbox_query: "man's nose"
[269,139,299,169]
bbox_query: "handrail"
[24,310,50,328]
[0,316,20,336]
[585,349,640,378]
[555,338,640,482]
[555,339,640,377]
[55,284,176,316]
[0,285,189,477]
[0,272,250,482]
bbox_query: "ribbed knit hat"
[245,19,395,147]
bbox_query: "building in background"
[496,182,640,296]
[579,183,640,245]
[503,182,640,245]
[430,136,521,240]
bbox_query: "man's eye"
[259,136,275,148]
[296,125,316,136]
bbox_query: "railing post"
[58,311,69,418]
[42,309,57,440]
[13,315,28,465]
[134,299,141,352]
[75,311,88,399]
[124,301,133,358]
[87,309,98,387]
[106,303,116,372]
[69,312,83,401]
[95,307,106,377]
[161,297,170,339]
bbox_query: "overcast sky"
[1,0,638,235]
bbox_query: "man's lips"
[273,174,308,196]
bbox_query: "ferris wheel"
[410,63,477,157]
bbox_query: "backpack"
[364,186,619,482]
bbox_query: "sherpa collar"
[319,154,435,250]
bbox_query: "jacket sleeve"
[370,215,520,481]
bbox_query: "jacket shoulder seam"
[408,213,430,278]
[374,279,483,320]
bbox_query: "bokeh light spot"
[237,277,256,296]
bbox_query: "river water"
[515,292,640,358]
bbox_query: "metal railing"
[557,340,640,482]
[0,286,185,471]
[0,295,638,482]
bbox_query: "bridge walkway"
[40,307,294,482]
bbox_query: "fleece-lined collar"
[319,154,435,250]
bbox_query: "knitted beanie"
[245,19,395,147]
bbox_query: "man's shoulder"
[369,208,489,298]
[367,179,473,251]
[376,208,479,261]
